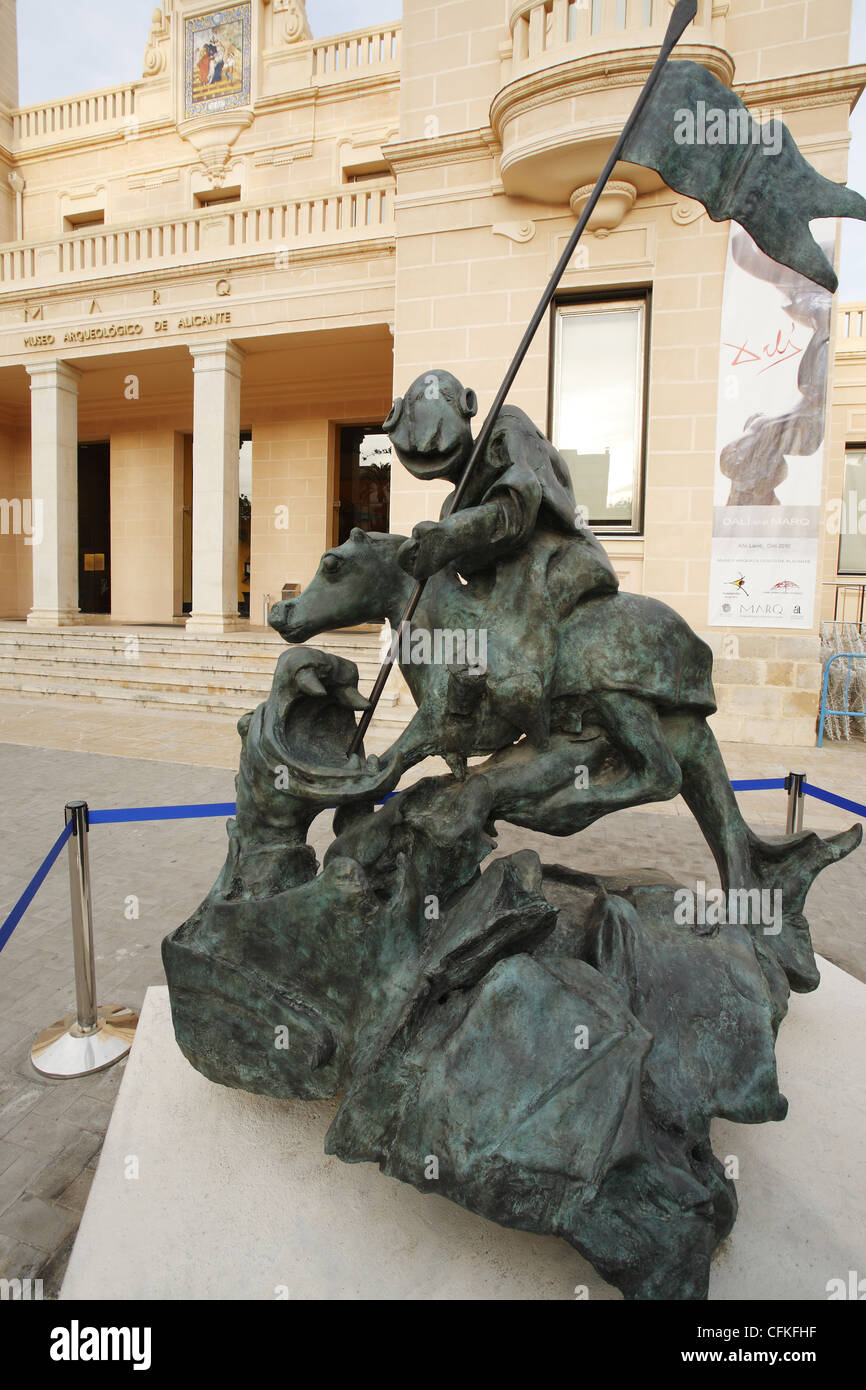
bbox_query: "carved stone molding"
[492,220,536,244]
[264,0,312,46]
[143,5,172,79]
[491,43,736,138]
[735,64,866,117]
[672,201,706,227]
[570,180,636,234]
[178,110,254,186]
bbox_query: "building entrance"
[335,424,391,545]
[77,442,111,615]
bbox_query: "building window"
[838,448,866,575]
[344,168,391,184]
[551,294,648,533]
[336,426,391,545]
[64,209,105,231]
[196,186,241,208]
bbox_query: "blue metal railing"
[818,652,866,748]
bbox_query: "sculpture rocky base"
[161,647,842,1300]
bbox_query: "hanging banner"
[707,222,835,628]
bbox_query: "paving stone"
[0,1194,79,1253]
[2,1112,96,1158]
[26,1130,102,1204]
[55,1169,95,1215]
[0,1233,45,1281]
[0,1085,44,1137]
[0,1149,49,1217]
[0,1139,28,1179]
[58,1096,115,1133]
[36,1231,76,1301]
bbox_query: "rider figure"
[382,369,618,606]
[382,370,619,750]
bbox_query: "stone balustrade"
[838,302,866,349]
[311,24,401,83]
[0,182,396,288]
[505,0,722,80]
[12,83,139,146]
[494,0,731,204]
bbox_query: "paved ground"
[1,691,865,1296]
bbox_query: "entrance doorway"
[77,441,111,615]
[335,425,391,545]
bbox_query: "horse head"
[269,528,410,643]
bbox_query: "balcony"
[838,303,866,354]
[0,182,396,292]
[311,24,401,86]
[9,22,401,153]
[12,82,139,150]
[491,0,732,204]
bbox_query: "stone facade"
[0,0,863,744]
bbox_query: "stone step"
[0,666,401,705]
[0,628,381,667]
[0,670,412,725]
[0,648,386,683]
[0,623,409,728]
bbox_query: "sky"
[12,0,866,298]
[841,0,866,298]
[15,2,402,99]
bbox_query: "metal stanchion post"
[785,772,806,834]
[31,800,138,1079]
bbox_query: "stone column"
[26,360,82,626]
[186,341,246,633]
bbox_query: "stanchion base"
[31,1005,138,1079]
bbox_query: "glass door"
[336,425,391,545]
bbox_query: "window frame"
[548,287,651,538]
[837,445,866,577]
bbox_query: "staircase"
[0,623,412,732]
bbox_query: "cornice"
[7,75,398,167]
[254,70,399,117]
[734,64,866,115]
[9,119,177,166]
[0,238,396,308]
[382,128,499,174]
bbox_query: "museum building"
[0,0,864,747]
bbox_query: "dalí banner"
[707,221,835,629]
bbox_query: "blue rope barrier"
[3,777,864,960]
[0,820,73,955]
[803,782,866,819]
[730,778,787,792]
[89,803,237,825]
[89,793,398,825]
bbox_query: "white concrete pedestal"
[61,967,866,1301]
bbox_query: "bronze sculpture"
[163,1,866,1299]
[163,374,859,1298]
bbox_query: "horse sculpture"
[269,526,859,993]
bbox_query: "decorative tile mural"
[184,4,252,120]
